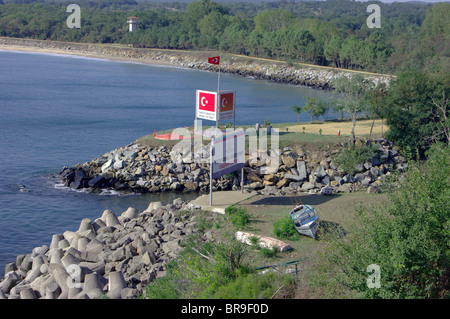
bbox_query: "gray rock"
[337,183,353,193]
[113,160,124,170]
[342,174,352,184]
[121,287,139,299]
[170,182,182,191]
[315,165,327,178]
[284,173,304,182]
[320,185,333,195]
[371,156,382,167]
[361,176,372,186]
[301,182,316,191]
[354,173,365,182]
[101,159,114,173]
[321,175,331,185]
[141,251,157,266]
[367,186,379,194]
[88,176,105,188]
[123,150,138,162]
[369,166,380,177]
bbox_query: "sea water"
[0,50,335,275]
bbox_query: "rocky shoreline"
[0,37,393,89]
[55,137,407,197]
[0,198,208,299]
[0,137,407,299]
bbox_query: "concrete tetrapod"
[83,272,104,299]
[108,271,127,299]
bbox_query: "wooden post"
[241,167,244,193]
[210,138,214,206]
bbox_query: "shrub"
[322,143,450,299]
[226,205,251,229]
[142,236,250,299]
[258,246,278,259]
[273,216,298,240]
[213,272,295,299]
[333,144,379,174]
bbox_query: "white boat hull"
[290,205,319,239]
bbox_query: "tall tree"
[303,97,329,122]
[332,74,371,145]
[324,36,343,68]
[291,104,302,124]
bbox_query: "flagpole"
[217,56,221,94]
[216,56,220,132]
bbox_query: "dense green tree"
[253,9,294,33]
[324,36,343,68]
[0,0,445,74]
[383,72,449,158]
[303,97,328,122]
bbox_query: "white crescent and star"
[201,96,208,107]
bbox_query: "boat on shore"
[289,204,319,239]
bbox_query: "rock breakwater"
[0,198,204,299]
[56,137,407,197]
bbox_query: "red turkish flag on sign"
[220,92,234,112]
[208,56,220,65]
[198,91,216,112]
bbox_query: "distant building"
[127,17,138,32]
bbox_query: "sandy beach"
[0,43,177,68]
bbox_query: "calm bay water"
[0,50,335,275]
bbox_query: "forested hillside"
[0,0,448,74]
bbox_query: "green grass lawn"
[135,122,349,152]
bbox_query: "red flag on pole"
[208,56,220,65]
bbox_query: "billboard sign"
[212,129,245,179]
[196,90,235,122]
[196,90,217,121]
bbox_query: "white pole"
[210,138,214,206]
[217,57,221,94]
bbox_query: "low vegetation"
[307,143,450,299]
[272,216,298,241]
[333,143,380,175]
[141,142,449,299]
[142,234,295,299]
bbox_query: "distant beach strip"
[0,37,394,90]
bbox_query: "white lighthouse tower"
[127,17,138,32]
